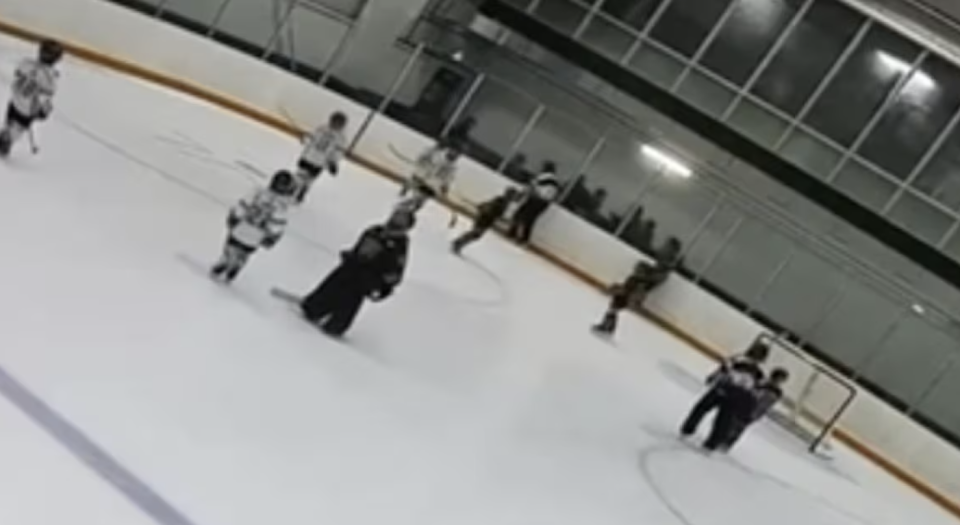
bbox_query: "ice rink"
[0,33,954,525]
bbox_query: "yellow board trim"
[4,16,960,520]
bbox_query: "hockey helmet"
[744,340,771,362]
[39,39,64,65]
[269,170,298,196]
[329,111,348,129]
[386,209,416,232]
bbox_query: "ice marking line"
[636,443,875,525]
[0,365,199,525]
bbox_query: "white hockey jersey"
[299,125,345,168]
[529,171,560,201]
[412,146,457,194]
[228,188,291,247]
[9,58,58,118]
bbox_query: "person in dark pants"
[299,211,414,336]
[509,161,560,244]
[592,237,682,336]
[680,341,769,449]
[722,368,789,451]
[452,187,521,254]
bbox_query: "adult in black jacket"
[300,211,414,336]
[509,161,561,244]
[452,187,521,254]
[680,341,769,450]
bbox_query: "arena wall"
[3,0,960,515]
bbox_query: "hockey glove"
[327,162,339,176]
[227,213,241,228]
[368,287,392,302]
[262,235,280,249]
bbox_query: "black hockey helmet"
[39,39,64,65]
[770,368,790,383]
[386,209,416,233]
[269,170,298,196]
[744,340,771,362]
[329,111,348,129]
[541,160,558,174]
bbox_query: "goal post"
[755,333,858,456]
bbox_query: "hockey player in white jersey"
[0,39,63,157]
[210,170,297,283]
[294,111,348,203]
[394,144,459,217]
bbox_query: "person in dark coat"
[452,187,521,254]
[508,161,561,244]
[299,211,414,336]
[680,341,770,451]
[591,237,682,336]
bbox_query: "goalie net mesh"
[757,333,857,456]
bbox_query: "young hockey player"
[210,170,297,283]
[296,210,414,336]
[294,111,348,203]
[721,368,789,451]
[0,39,63,157]
[395,144,460,216]
[451,187,521,254]
[508,161,561,244]
[679,341,769,451]
[592,237,682,337]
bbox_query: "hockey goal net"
[756,333,857,457]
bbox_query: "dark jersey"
[475,195,512,228]
[345,226,409,293]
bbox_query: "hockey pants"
[300,263,371,336]
[704,390,755,451]
[509,198,549,243]
[295,167,322,203]
[211,237,257,281]
[681,387,725,437]
[0,104,33,156]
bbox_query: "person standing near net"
[680,341,769,451]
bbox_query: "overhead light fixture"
[911,303,926,315]
[875,51,935,92]
[641,145,692,178]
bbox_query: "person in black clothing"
[452,187,521,254]
[591,237,682,336]
[722,368,789,451]
[680,341,770,451]
[439,115,476,152]
[508,161,560,244]
[299,211,414,336]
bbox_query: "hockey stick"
[27,127,38,154]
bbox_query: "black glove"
[227,213,240,228]
[327,162,339,176]
[262,235,280,249]
[37,107,51,120]
[368,287,392,302]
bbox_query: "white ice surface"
[0,34,953,525]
